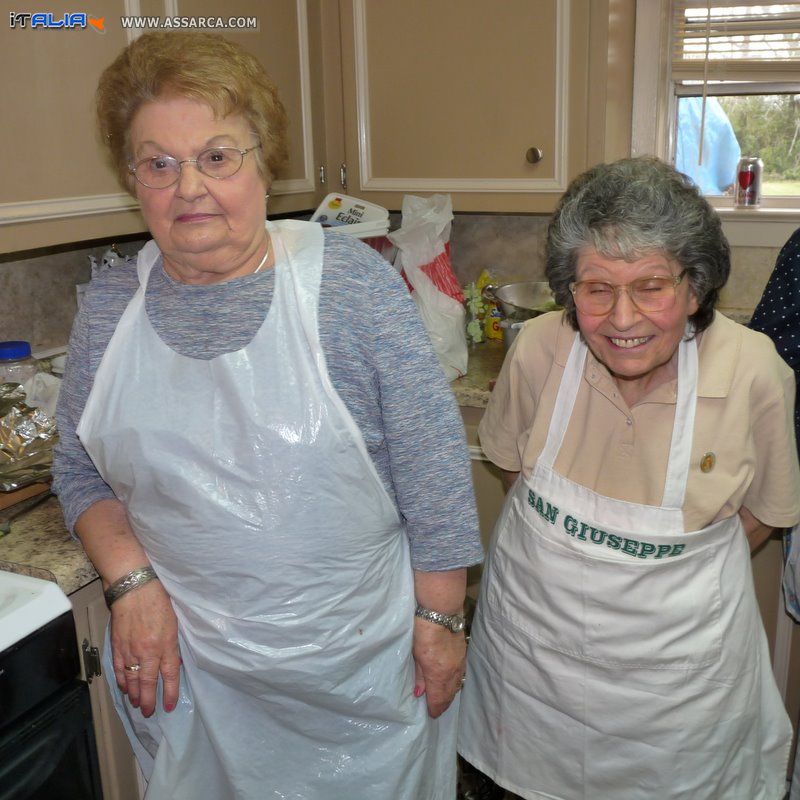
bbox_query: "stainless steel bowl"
[483,281,557,318]
[483,282,561,349]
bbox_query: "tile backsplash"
[449,214,549,285]
[448,215,782,316]
[0,214,784,351]
[0,239,145,351]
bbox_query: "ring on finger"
[124,663,141,673]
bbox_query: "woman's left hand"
[412,617,467,718]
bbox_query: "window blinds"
[672,1,800,85]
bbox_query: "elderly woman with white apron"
[458,158,800,800]
[53,32,482,799]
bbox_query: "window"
[671,2,800,203]
[632,0,800,244]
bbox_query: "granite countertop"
[0,496,97,595]
[452,339,507,408]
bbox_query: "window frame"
[631,0,800,247]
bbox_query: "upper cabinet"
[332,0,634,213]
[0,0,327,252]
[180,0,326,217]
[0,0,144,252]
[0,0,634,253]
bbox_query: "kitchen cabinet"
[71,579,143,800]
[332,0,635,213]
[0,0,635,254]
[178,0,329,218]
[0,0,328,253]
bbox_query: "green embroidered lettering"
[606,534,621,550]
[544,503,559,525]
[578,522,590,541]
[670,544,686,557]
[535,496,545,517]
[621,538,639,556]
[528,489,537,509]
[590,528,607,545]
[654,544,673,559]
[563,515,578,535]
[637,542,656,559]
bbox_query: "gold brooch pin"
[700,452,716,473]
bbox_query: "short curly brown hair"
[96,31,288,193]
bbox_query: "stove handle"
[82,638,102,683]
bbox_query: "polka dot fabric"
[749,227,800,460]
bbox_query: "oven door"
[0,679,103,800]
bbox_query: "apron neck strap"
[537,333,587,469]
[660,333,698,508]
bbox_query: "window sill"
[712,206,800,248]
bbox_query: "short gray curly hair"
[546,157,730,333]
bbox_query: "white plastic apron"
[76,220,457,800]
[459,332,791,800]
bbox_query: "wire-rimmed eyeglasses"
[129,142,262,189]
[569,271,688,316]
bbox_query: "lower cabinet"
[70,579,143,800]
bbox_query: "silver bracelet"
[104,566,159,608]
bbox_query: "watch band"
[414,603,466,633]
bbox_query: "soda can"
[734,156,763,207]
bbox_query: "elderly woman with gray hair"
[458,157,800,800]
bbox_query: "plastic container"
[310,193,390,235]
[0,341,39,386]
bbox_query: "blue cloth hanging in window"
[675,97,741,195]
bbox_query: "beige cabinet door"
[181,0,330,216]
[0,0,147,252]
[71,580,142,800]
[0,0,330,252]
[336,0,591,212]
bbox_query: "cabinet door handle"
[82,638,102,682]
[525,147,544,164]
[319,164,327,185]
[339,163,348,191]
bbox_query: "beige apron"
[77,220,457,799]
[459,332,791,799]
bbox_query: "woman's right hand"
[109,579,181,717]
[72,499,181,717]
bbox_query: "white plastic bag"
[23,372,62,419]
[389,195,467,380]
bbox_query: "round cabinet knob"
[526,147,543,164]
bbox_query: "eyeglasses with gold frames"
[569,271,688,316]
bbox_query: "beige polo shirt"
[478,310,800,532]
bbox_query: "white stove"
[0,570,71,652]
